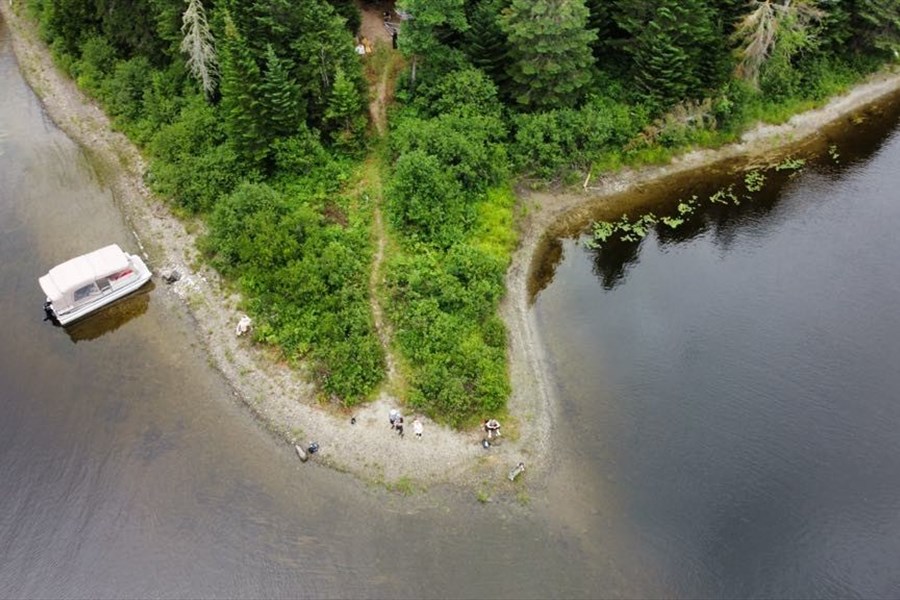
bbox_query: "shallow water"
[534,87,900,597]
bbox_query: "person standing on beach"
[389,408,400,429]
[396,416,404,437]
[412,417,423,439]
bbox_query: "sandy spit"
[5,2,900,492]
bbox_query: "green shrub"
[100,56,152,123]
[74,36,116,94]
[387,150,469,248]
[149,98,245,212]
[207,182,383,403]
[391,112,508,194]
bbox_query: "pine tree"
[324,67,364,145]
[41,0,100,55]
[258,44,305,139]
[222,0,363,130]
[584,0,625,64]
[499,0,597,110]
[855,0,900,56]
[219,11,266,164]
[398,0,470,85]
[95,0,167,62]
[616,0,728,108]
[463,0,509,90]
[180,0,218,97]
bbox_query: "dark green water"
[534,89,900,597]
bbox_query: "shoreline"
[5,1,900,492]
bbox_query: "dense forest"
[21,0,900,425]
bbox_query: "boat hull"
[48,254,152,326]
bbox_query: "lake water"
[4,11,900,597]
[534,88,900,597]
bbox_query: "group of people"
[387,410,503,447]
[389,409,423,439]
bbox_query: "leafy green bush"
[391,112,508,193]
[410,67,504,119]
[148,98,245,212]
[73,36,116,94]
[387,150,469,248]
[382,179,514,426]
[207,182,383,403]
[385,245,509,426]
[509,96,645,178]
[100,56,153,123]
[272,127,331,177]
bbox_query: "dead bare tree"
[181,0,219,97]
[733,0,825,88]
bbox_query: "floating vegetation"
[590,220,615,245]
[678,196,699,215]
[587,212,657,247]
[828,144,840,163]
[775,156,806,171]
[709,184,737,205]
[661,216,684,229]
[744,169,765,192]
[585,150,815,250]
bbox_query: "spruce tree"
[219,11,266,164]
[584,0,626,65]
[499,0,597,110]
[398,0,470,86]
[324,67,365,145]
[855,0,900,55]
[464,0,509,91]
[259,44,305,140]
[616,0,727,108]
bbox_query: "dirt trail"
[362,30,406,392]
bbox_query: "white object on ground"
[235,315,252,336]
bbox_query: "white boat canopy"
[39,244,130,306]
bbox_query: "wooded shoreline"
[4,1,900,491]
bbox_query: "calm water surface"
[535,89,900,597]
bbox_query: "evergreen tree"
[616,0,728,108]
[258,44,304,139]
[222,0,363,129]
[180,0,218,97]
[40,0,100,55]
[499,0,597,110]
[584,0,626,65]
[398,0,470,86]
[218,11,266,164]
[463,0,509,90]
[324,67,365,145]
[95,0,167,62]
[855,0,900,56]
[327,0,362,34]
